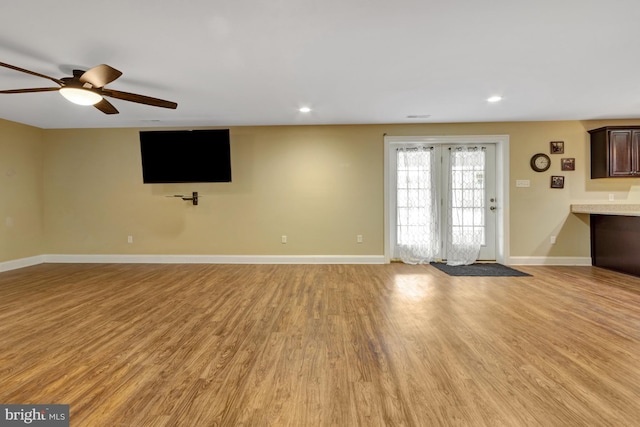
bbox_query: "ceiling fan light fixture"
[1,61,177,115]
[59,87,103,105]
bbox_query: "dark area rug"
[430,262,531,277]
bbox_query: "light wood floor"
[1,263,639,426]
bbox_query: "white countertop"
[571,186,640,216]
[571,203,640,216]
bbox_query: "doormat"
[430,262,531,277]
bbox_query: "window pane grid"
[449,150,486,246]
[396,149,436,246]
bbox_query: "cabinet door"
[633,131,640,175]
[609,130,633,176]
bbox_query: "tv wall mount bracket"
[168,191,198,205]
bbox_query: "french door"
[390,143,497,262]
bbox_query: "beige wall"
[5,118,640,262]
[0,119,44,262]
[42,126,383,255]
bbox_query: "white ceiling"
[1,0,639,129]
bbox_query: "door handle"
[490,206,497,211]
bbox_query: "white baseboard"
[0,255,46,273]
[1,254,592,272]
[43,254,386,265]
[507,256,592,266]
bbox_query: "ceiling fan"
[0,61,177,114]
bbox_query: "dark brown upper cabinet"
[589,126,640,178]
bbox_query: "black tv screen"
[139,129,231,183]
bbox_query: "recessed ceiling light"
[406,114,431,119]
[487,96,502,103]
[299,107,311,113]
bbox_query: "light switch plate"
[516,180,530,188]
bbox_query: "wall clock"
[530,153,551,172]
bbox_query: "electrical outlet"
[550,236,556,245]
[609,193,615,201]
[357,234,363,243]
[281,235,287,244]
[127,235,133,244]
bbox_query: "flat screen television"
[139,129,231,183]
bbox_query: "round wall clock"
[530,153,551,172]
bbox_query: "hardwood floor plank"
[1,263,640,426]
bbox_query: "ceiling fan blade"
[94,98,119,114]
[0,62,63,85]
[102,88,177,109]
[0,87,60,94]
[80,64,122,88]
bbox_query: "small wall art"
[550,141,564,154]
[551,175,565,189]
[561,158,575,171]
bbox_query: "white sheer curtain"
[446,147,485,266]
[395,147,439,264]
